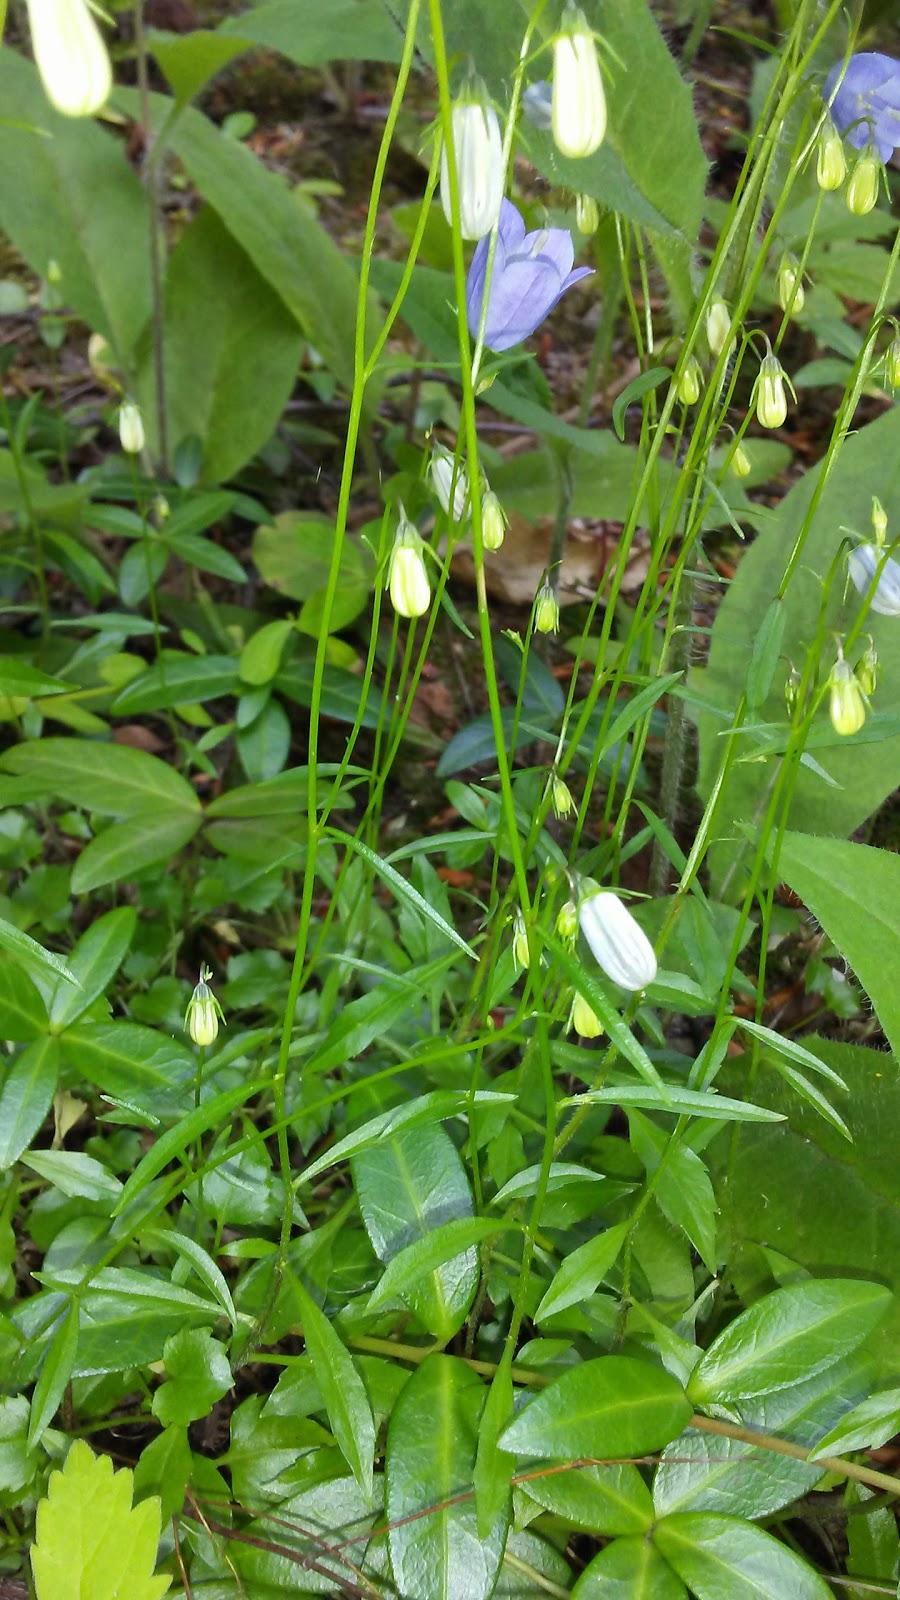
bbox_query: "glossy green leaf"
[499,1356,692,1462]
[152,1328,232,1427]
[0,920,77,989]
[353,1124,478,1340]
[114,1080,267,1213]
[48,907,136,1031]
[810,1385,900,1459]
[628,1113,718,1273]
[28,1303,79,1448]
[474,1361,515,1541]
[561,1084,785,1123]
[297,1089,514,1185]
[572,1535,687,1599]
[0,959,49,1041]
[0,54,151,360]
[132,1425,193,1526]
[367,1216,510,1313]
[687,1280,891,1407]
[653,1512,831,1599]
[141,1228,237,1328]
[290,1273,375,1500]
[110,654,239,716]
[71,811,202,894]
[536,1222,629,1323]
[0,737,200,817]
[0,1037,59,1169]
[525,1460,654,1538]
[63,1021,196,1124]
[21,1150,122,1205]
[31,1439,171,1600]
[386,1356,506,1600]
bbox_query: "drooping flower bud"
[676,355,702,406]
[731,443,752,478]
[776,253,805,314]
[575,193,599,235]
[556,899,578,943]
[534,579,560,636]
[118,400,145,456]
[886,332,900,391]
[26,0,112,117]
[578,889,657,992]
[429,444,469,522]
[828,654,866,737]
[481,488,508,552]
[388,511,431,619]
[706,297,732,358]
[185,964,224,1049]
[784,663,802,716]
[552,4,607,160]
[816,118,847,191]
[512,909,530,970]
[855,637,878,698]
[550,775,574,819]
[755,349,789,430]
[439,84,504,242]
[846,151,879,215]
[571,991,603,1038]
[847,543,900,616]
[88,332,116,387]
[871,496,888,546]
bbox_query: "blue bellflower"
[825,52,900,162]
[466,198,593,353]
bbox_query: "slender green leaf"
[28,1303,78,1448]
[562,1084,785,1123]
[114,1081,267,1214]
[368,1217,511,1313]
[48,907,136,1030]
[327,829,476,960]
[290,1273,375,1501]
[297,1089,515,1186]
[536,1222,629,1323]
[0,1038,59,1169]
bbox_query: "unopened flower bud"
[706,297,731,358]
[579,889,657,992]
[46,258,62,286]
[571,992,603,1038]
[828,655,866,737]
[152,495,170,526]
[576,193,599,235]
[886,334,900,391]
[871,497,888,546]
[856,638,878,698]
[848,543,900,616]
[440,85,504,241]
[847,152,879,216]
[816,119,846,191]
[534,579,560,636]
[481,488,507,552]
[777,253,804,314]
[552,4,606,160]
[784,664,802,715]
[388,512,431,619]
[550,775,574,819]
[556,899,578,942]
[755,351,789,430]
[512,909,530,970]
[26,0,112,117]
[677,355,702,406]
[88,332,116,386]
[430,444,469,522]
[731,443,752,478]
[185,964,224,1048]
[118,400,145,455]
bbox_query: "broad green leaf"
[297,1088,515,1185]
[48,906,136,1031]
[253,513,373,630]
[0,737,200,816]
[110,654,239,716]
[239,619,294,687]
[136,208,303,483]
[499,1356,692,1462]
[0,920,77,988]
[0,959,49,1040]
[367,1217,511,1313]
[698,406,900,892]
[31,1439,171,1600]
[63,1021,196,1124]
[386,1356,506,1600]
[219,0,404,65]
[628,1113,718,1273]
[536,1222,629,1323]
[290,1273,375,1501]
[205,767,317,818]
[572,1535,687,1599]
[236,698,290,783]
[0,1037,59,1169]
[28,1302,78,1448]
[353,1124,478,1340]
[774,833,900,1061]
[71,810,202,894]
[149,27,248,102]
[328,831,476,960]
[562,1083,785,1123]
[21,1150,122,1205]
[653,1512,831,1600]
[0,54,151,361]
[74,1302,216,1379]
[0,660,76,698]
[524,1461,653,1538]
[114,1080,267,1213]
[687,1280,891,1407]
[0,1396,41,1495]
[152,1329,232,1428]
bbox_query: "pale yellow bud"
[556,899,578,942]
[534,580,559,636]
[551,775,574,819]
[677,355,702,406]
[886,334,900,391]
[430,444,469,521]
[706,297,732,358]
[871,497,888,546]
[26,0,112,117]
[731,443,752,478]
[552,5,607,159]
[571,992,603,1039]
[118,400,145,456]
[847,153,879,216]
[575,193,599,235]
[855,639,878,698]
[481,489,508,552]
[828,656,866,737]
[777,253,804,315]
[389,514,431,619]
[512,909,530,971]
[816,120,846,191]
[185,965,223,1049]
[755,352,788,430]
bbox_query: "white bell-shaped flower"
[579,889,657,992]
[440,88,504,242]
[552,5,607,159]
[26,0,112,117]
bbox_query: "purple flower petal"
[464,198,593,352]
[517,226,575,280]
[825,51,900,159]
[497,196,526,251]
